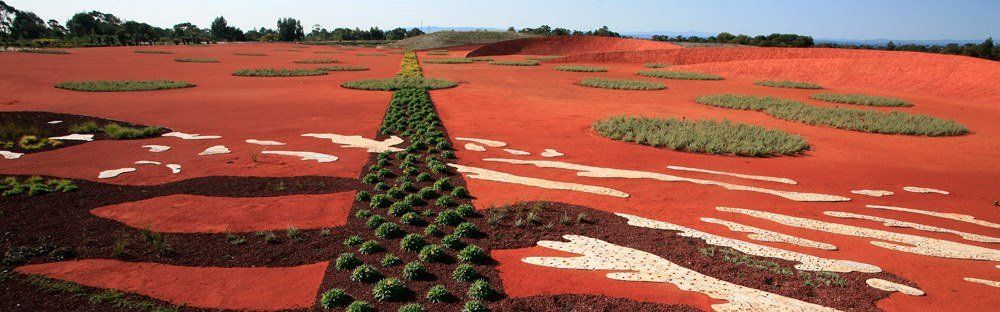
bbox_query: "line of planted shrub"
[69,121,166,139]
[174,58,218,63]
[554,65,607,72]
[810,93,913,107]
[423,58,475,64]
[398,51,422,77]
[320,65,369,71]
[55,80,195,92]
[579,78,665,90]
[489,60,539,66]
[643,63,670,68]
[755,80,822,89]
[637,70,723,80]
[20,49,69,54]
[232,68,328,77]
[294,59,339,64]
[342,77,457,91]
[592,115,809,157]
[695,94,968,136]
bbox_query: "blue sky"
[7,0,999,40]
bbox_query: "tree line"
[652,32,815,47]
[511,25,621,37]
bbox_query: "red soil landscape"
[466,35,681,57]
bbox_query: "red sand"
[16,259,328,311]
[420,46,1000,311]
[466,36,681,57]
[90,192,355,233]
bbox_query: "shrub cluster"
[398,51,422,77]
[134,50,173,54]
[554,65,607,72]
[637,70,723,80]
[423,58,475,64]
[809,93,913,107]
[174,58,219,63]
[592,115,810,157]
[294,58,338,64]
[2,176,78,197]
[754,80,822,89]
[69,121,165,139]
[341,77,457,91]
[579,78,664,90]
[232,68,328,77]
[55,80,195,92]
[489,60,540,66]
[319,65,369,71]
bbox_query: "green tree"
[210,16,228,41]
[405,28,424,38]
[386,27,407,40]
[47,19,66,38]
[11,10,47,39]
[980,37,994,60]
[886,41,896,51]
[0,0,16,40]
[276,17,303,41]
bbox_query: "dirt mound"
[391,30,538,50]
[466,36,681,57]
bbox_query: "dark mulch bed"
[0,272,203,312]
[497,294,701,312]
[0,111,170,153]
[479,201,917,312]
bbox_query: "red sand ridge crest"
[466,36,681,57]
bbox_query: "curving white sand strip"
[824,211,1000,243]
[163,132,221,140]
[302,133,404,153]
[851,190,894,197]
[483,158,850,202]
[718,207,1000,261]
[503,148,531,155]
[524,235,840,312]
[702,217,838,250]
[1,151,24,159]
[449,163,629,198]
[464,143,487,152]
[246,139,286,146]
[618,213,877,272]
[47,120,63,124]
[142,145,171,153]
[541,149,564,158]
[99,168,136,179]
[166,164,181,174]
[455,137,507,147]
[261,151,338,163]
[865,278,924,296]
[964,277,1000,287]
[903,186,949,195]
[198,145,231,156]
[667,165,798,185]
[134,160,162,166]
[49,134,94,141]
[866,205,1000,229]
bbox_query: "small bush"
[101,123,164,139]
[441,234,464,250]
[455,204,476,217]
[467,280,496,300]
[370,194,391,209]
[637,70,723,80]
[468,57,494,62]
[372,278,409,301]
[433,178,453,191]
[555,65,607,72]
[388,202,412,216]
[233,68,328,77]
[755,80,822,89]
[436,209,463,226]
[347,301,373,312]
[426,285,452,302]
[423,58,474,64]
[451,187,470,199]
[810,93,913,107]
[458,245,488,263]
[358,240,383,254]
[320,65,369,71]
[55,80,195,92]
[592,115,810,157]
[381,254,403,267]
[344,235,364,247]
[416,172,434,182]
[452,264,480,282]
[400,212,422,225]
[424,224,444,237]
[174,58,219,63]
[355,191,372,202]
[400,233,428,252]
[351,264,381,282]
[367,215,387,229]
[490,60,539,66]
[375,222,404,239]
[453,222,480,238]
[342,77,457,91]
[402,261,428,280]
[355,209,373,219]
[20,49,69,54]
[335,252,363,270]
[418,244,447,262]
[579,78,664,90]
[644,63,670,68]
[320,289,352,308]
[294,59,338,64]
[435,195,457,207]
[398,303,424,312]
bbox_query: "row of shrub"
[55,80,195,92]
[592,116,809,157]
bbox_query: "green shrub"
[320,288,352,308]
[381,254,403,267]
[234,52,267,56]
[335,253,363,270]
[1,176,77,197]
[455,204,476,217]
[20,49,69,54]
[388,202,412,216]
[426,51,450,55]
[555,65,607,72]
[351,264,381,282]
[374,182,391,191]
[344,235,364,247]
[342,77,457,91]
[370,194,391,209]
[400,233,428,252]
[319,65,369,71]
[400,212,422,225]
[637,70,723,80]
[355,191,372,202]
[174,58,219,63]
[355,209,373,219]
[426,285,452,302]
[644,63,670,68]
[526,55,562,61]
[375,222,404,239]
[102,123,165,139]
[468,57,494,62]
[489,60,540,66]
[398,303,424,312]
[417,187,437,200]
[362,173,380,184]
[442,234,465,250]
[367,215,387,229]
[358,240,383,255]
[418,244,447,262]
[579,78,664,90]
[755,80,822,89]
[372,278,409,301]
[233,68,328,77]
[433,178,453,191]
[452,264,480,282]
[592,115,810,157]
[458,245,488,263]
[809,93,913,107]
[17,136,60,150]
[294,59,338,64]
[435,195,457,207]
[416,172,434,182]
[346,300,373,312]
[695,94,969,136]
[424,58,474,64]
[55,80,195,92]
[436,209,463,226]
[451,187,470,199]
[402,261,428,280]
[467,280,496,300]
[453,222,480,238]
[424,224,444,237]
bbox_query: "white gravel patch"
[166,164,181,174]
[1,151,24,159]
[851,190,894,197]
[47,120,63,124]
[262,151,338,163]
[718,207,1000,261]
[824,211,1000,243]
[667,165,798,185]
[449,163,629,198]
[619,213,877,272]
[246,139,286,146]
[702,217,838,250]
[49,134,94,141]
[455,137,507,147]
[866,205,999,229]
[540,149,564,158]
[198,145,231,156]
[503,149,531,155]
[302,133,404,153]
[464,143,487,151]
[134,160,162,165]
[903,186,949,195]
[98,168,136,179]
[866,278,924,296]
[964,277,1000,287]
[142,145,171,153]
[483,158,850,202]
[163,132,221,140]
[524,235,840,312]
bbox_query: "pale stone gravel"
[261,151,338,163]
[163,132,221,140]
[667,165,798,185]
[464,143,487,151]
[824,211,1000,243]
[142,145,171,153]
[851,190,894,197]
[449,163,629,198]
[503,148,531,155]
[49,134,94,141]
[245,139,286,146]
[964,277,1000,287]
[455,137,507,147]
[702,217,838,250]
[540,149,564,158]
[98,168,136,179]
[198,145,231,156]
[866,278,925,296]
[302,133,404,153]
[134,160,162,165]
[166,164,181,174]
[903,186,950,195]
[1,151,24,159]
[866,205,999,229]
[47,120,63,124]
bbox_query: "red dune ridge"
[466,35,682,57]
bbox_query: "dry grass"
[755,80,823,89]
[525,56,562,61]
[643,63,670,68]
[593,115,809,157]
[174,58,219,63]
[638,70,723,80]
[555,65,607,72]
[810,93,913,107]
[232,68,328,77]
[234,52,267,56]
[55,80,195,92]
[489,60,540,66]
[579,78,665,90]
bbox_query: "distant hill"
[815,38,984,46]
[391,30,538,50]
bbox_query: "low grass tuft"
[593,115,809,157]
[55,80,195,92]
[643,63,670,68]
[525,56,561,61]
[319,65,369,71]
[232,68,328,77]
[755,80,822,89]
[554,65,607,72]
[234,52,266,56]
[579,78,664,90]
[174,58,218,63]
[342,77,457,91]
[810,93,913,107]
[134,50,173,54]
[294,59,339,64]
[468,57,494,62]
[423,58,474,64]
[20,49,69,54]
[695,94,968,136]
[489,60,540,66]
[426,51,450,55]
[638,70,723,80]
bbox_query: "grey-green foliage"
[637,70,723,80]
[592,115,809,157]
[342,77,458,91]
[810,93,913,107]
[554,65,607,72]
[579,78,665,90]
[754,80,822,89]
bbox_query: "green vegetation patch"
[579,78,665,90]
[593,115,809,156]
[468,57,494,62]
[398,51,422,77]
[525,56,561,61]
[342,77,457,91]
[134,50,173,54]
[810,93,913,107]
[755,80,823,89]
[20,49,69,54]
[638,70,723,80]
[55,80,195,92]
[319,65,370,71]
[643,63,670,68]
[695,94,968,136]
[2,176,78,197]
[69,121,165,139]
[174,58,218,63]
[232,68,328,77]
[294,58,339,64]
[423,58,475,64]
[554,65,607,72]
[426,51,450,55]
[489,60,540,66]
[234,52,267,56]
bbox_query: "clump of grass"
[319,65,369,71]
[638,70,723,80]
[423,58,474,64]
[134,50,173,54]
[468,57,494,62]
[20,49,69,54]
[579,78,665,90]
[342,77,457,91]
[555,65,607,72]
[68,122,164,139]
[695,94,969,136]
[232,68,328,77]
[174,58,219,63]
[644,63,670,68]
[2,176,78,197]
[55,80,195,92]
[294,59,338,64]
[592,115,809,157]
[525,56,561,61]
[755,80,822,89]
[810,93,913,107]
[234,52,266,56]
[426,51,450,55]
[489,60,540,66]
